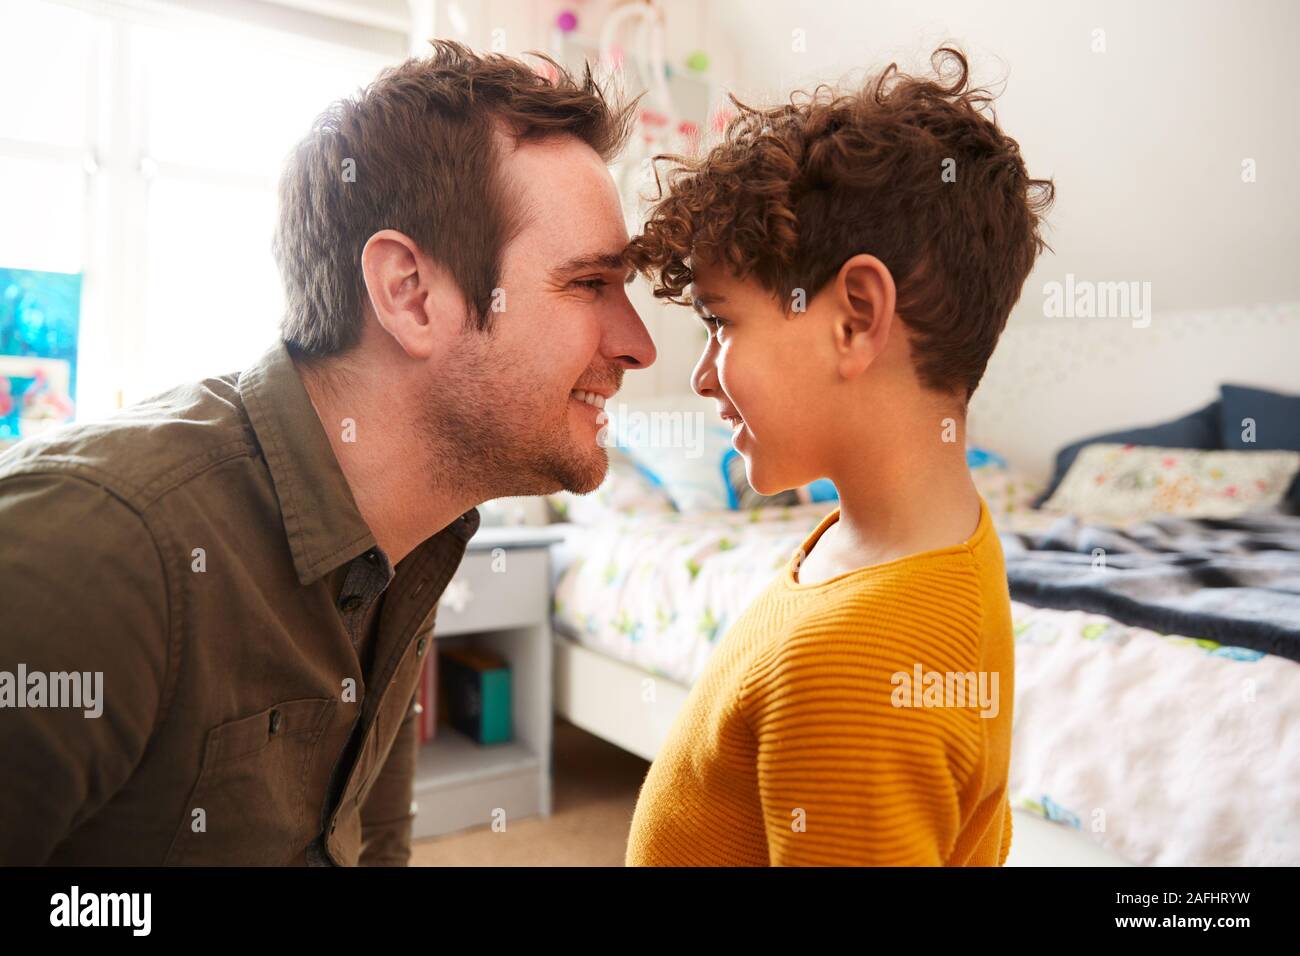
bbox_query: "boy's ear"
[830,254,897,380]
[360,229,465,361]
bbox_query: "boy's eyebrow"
[691,290,727,320]
[549,252,636,283]
[691,297,722,324]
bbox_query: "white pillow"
[547,447,676,524]
[603,394,734,512]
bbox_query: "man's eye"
[573,278,606,291]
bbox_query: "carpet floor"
[410,718,649,866]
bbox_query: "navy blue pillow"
[1035,401,1222,507]
[1220,384,1300,507]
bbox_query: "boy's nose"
[691,343,719,398]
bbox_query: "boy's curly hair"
[623,47,1055,401]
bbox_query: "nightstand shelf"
[411,525,566,840]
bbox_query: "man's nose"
[604,289,657,370]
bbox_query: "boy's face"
[689,260,836,495]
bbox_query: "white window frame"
[1,0,403,418]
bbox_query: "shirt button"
[364,549,379,565]
[268,708,282,734]
[339,594,362,612]
[416,637,427,656]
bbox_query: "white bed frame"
[553,632,1133,866]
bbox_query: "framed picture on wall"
[0,266,81,442]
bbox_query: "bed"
[544,445,1300,866]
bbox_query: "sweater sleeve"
[1000,800,1014,865]
[741,624,985,867]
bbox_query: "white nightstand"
[411,525,566,840]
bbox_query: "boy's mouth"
[717,404,744,432]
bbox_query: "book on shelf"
[439,646,512,745]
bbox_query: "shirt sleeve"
[0,473,170,864]
[742,628,983,867]
[356,689,419,866]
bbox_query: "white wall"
[200,0,1300,478]
[622,0,1300,477]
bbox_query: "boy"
[621,48,1054,865]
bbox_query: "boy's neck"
[803,427,982,581]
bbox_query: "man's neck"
[296,359,479,566]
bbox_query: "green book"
[439,648,512,745]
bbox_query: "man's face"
[429,135,656,498]
[689,261,831,496]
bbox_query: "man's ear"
[360,229,464,360]
[830,253,897,380]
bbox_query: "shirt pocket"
[165,697,335,865]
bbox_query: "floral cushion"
[1041,443,1300,522]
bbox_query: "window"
[0,0,397,419]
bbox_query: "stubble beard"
[417,340,610,501]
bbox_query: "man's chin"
[543,442,608,496]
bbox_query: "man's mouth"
[718,405,744,431]
[569,389,609,410]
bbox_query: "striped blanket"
[999,510,1300,664]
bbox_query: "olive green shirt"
[0,342,478,865]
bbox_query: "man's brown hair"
[274,40,637,356]
[624,47,1054,401]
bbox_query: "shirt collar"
[239,341,482,586]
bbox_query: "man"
[0,41,654,865]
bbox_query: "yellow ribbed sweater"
[625,497,1016,866]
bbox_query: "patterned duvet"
[552,505,1300,865]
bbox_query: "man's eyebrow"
[549,252,630,280]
